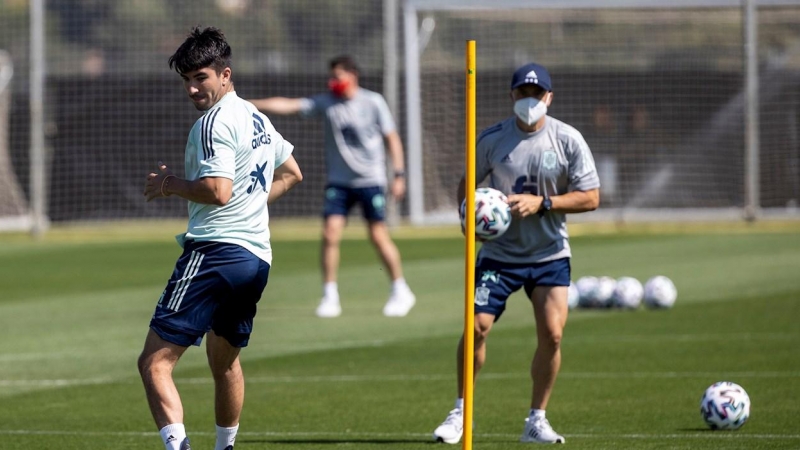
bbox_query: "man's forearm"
[165,177,231,206]
[249,97,303,116]
[550,189,600,213]
[385,132,405,173]
[268,174,301,205]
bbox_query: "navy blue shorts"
[150,240,270,348]
[474,257,570,320]
[323,185,386,222]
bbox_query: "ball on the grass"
[613,276,643,309]
[700,381,750,430]
[643,275,677,308]
[567,281,580,310]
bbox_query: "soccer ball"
[700,381,750,430]
[594,276,617,308]
[643,276,677,308]
[613,276,643,309]
[575,276,599,308]
[460,187,512,240]
[576,276,615,308]
[575,276,598,308]
[567,281,580,310]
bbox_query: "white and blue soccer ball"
[700,381,750,430]
[643,275,677,308]
[567,281,580,310]
[460,187,512,240]
[576,276,616,308]
[594,276,617,308]
[575,276,599,308]
[613,276,644,309]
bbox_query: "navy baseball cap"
[510,63,552,91]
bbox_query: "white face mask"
[513,96,548,126]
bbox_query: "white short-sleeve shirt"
[179,91,294,264]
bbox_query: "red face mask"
[328,78,351,97]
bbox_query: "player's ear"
[221,67,232,85]
[545,91,553,107]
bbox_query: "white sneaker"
[432,408,463,444]
[315,296,341,318]
[382,289,416,317]
[520,417,565,444]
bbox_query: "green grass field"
[1,222,799,449]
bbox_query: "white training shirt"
[177,91,294,264]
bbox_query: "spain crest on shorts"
[475,285,491,306]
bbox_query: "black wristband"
[394,170,406,178]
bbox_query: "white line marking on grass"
[566,433,800,440]
[567,332,800,344]
[230,370,800,384]
[3,371,799,388]
[0,429,798,440]
[0,378,115,387]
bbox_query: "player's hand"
[144,161,175,202]
[390,177,406,201]
[507,193,543,218]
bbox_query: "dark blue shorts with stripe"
[150,240,270,348]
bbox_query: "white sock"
[323,282,338,300]
[454,398,464,410]
[159,423,186,450]
[529,408,546,420]
[215,424,239,450]
[392,277,409,293]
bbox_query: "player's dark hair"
[329,55,359,76]
[169,26,232,75]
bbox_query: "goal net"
[0,0,390,225]
[1,0,797,229]
[404,0,800,224]
[0,50,30,231]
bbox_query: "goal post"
[403,0,800,225]
[0,50,32,231]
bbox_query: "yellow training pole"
[462,39,477,450]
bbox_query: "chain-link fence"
[1,0,799,231]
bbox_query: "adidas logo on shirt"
[251,113,271,149]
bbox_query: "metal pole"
[30,0,47,236]
[403,3,425,225]
[743,0,760,221]
[383,0,400,227]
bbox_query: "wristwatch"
[539,196,552,217]
[542,196,552,211]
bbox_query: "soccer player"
[249,55,416,318]
[432,63,600,444]
[138,27,302,450]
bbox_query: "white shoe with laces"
[382,289,416,317]
[315,296,342,318]
[520,416,565,444]
[432,408,463,444]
